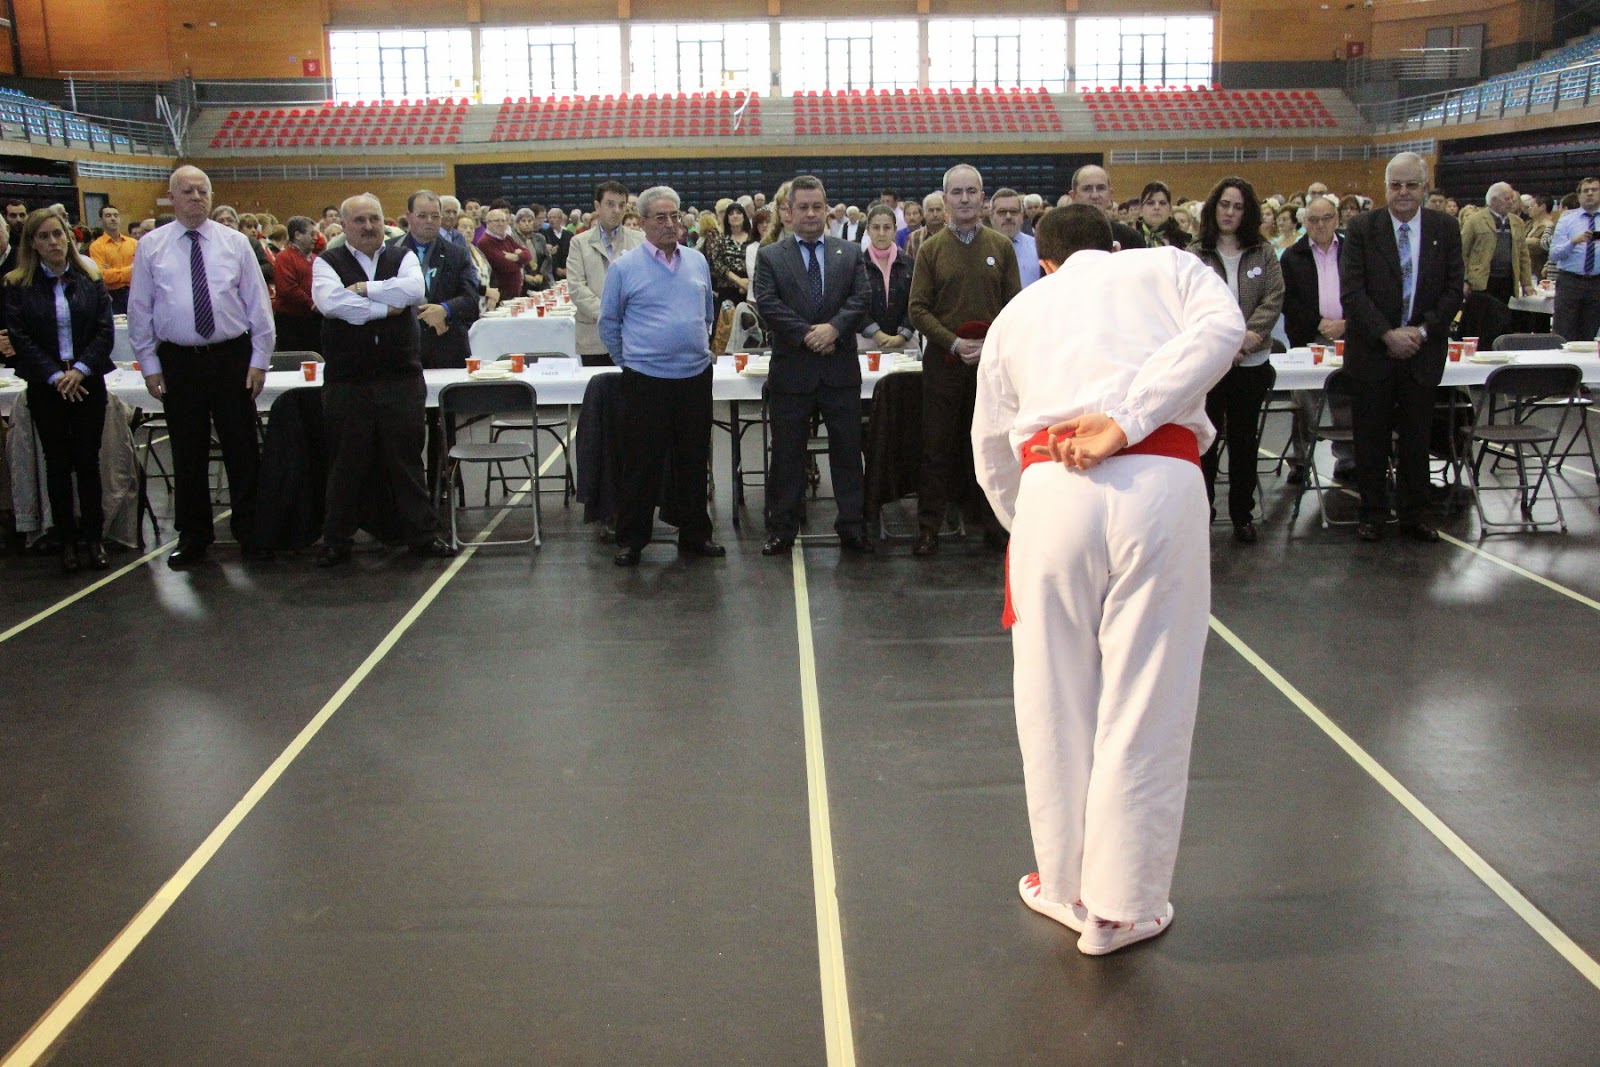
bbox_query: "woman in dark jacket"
[4,208,116,572]
[859,203,915,351]
[711,201,757,306]
[1189,177,1285,543]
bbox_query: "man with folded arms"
[88,205,137,314]
[129,165,274,567]
[599,185,723,567]
[973,205,1243,955]
[311,193,454,567]
[908,162,1020,556]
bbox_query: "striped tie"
[185,229,216,339]
[1585,213,1596,275]
[803,240,824,313]
[1398,221,1414,324]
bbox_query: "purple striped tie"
[185,229,216,338]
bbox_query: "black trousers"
[273,312,323,356]
[766,380,865,540]
[321,375,437,547]
[1553,271,1600,343]
[617,366,712,550]
[918,350,999,536]
[107,287,129,315]
[1350,370,1436,525]
[580,352,616,368]
[27,377,107,542]
[1461,275,1515,348]
[1201,361,1274,526]
[158,337,260,548]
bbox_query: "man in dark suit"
[391,189,481,492]
[753,174,873,554]
[390,189,481,369]
[1340,151,1465,543]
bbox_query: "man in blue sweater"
[599,185,724,566]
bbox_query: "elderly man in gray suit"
[753,174,873,554]
[566,180,642,366]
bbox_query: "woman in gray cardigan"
[1190,177,1285,543]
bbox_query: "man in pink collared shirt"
[1279,193,1354,482]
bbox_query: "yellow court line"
[0,449,561,1067]
[1437,532,1600,614]
[1208,614,1600,993]
[0,509,231,648]
[790,549,857,1067]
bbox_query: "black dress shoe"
[85,541,110,570]
[1285,466,1306,486]
[409,537,458,558]
[1398,522,1441,543]
[912,531,939,557]
[762,536,794,556]
[678,539,727,558]
[1233,521,1258,544]
[838,532,874,553]
[315,543,352,567]
[1357,522,1383,542]
[613,546,643,567]
[983,528,1010,552]
[167,542,209,569]
[61,543,80,575]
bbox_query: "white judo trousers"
[972,244,1245,928]
[1008,455,1211,923]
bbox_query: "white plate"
[1467,354,1514,365]
[469,366,514,380]
[1561,340,1598,352]
[0,378,20,389]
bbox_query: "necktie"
[803,240,824,313]
[1398,221,1414,325]
[1585,213,1596,275]
[602,227,615,259]
[185,229,216,339]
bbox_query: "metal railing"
[1363,56,1600,131]
[1346,47,1481,89]
[0,95,175,155]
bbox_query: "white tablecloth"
[1509,291,1555,315]
[467,315,577,360]
[1271,348,1600,389]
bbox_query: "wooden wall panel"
[166,0,326,79]
[12,0,54,74]
[1216,0,1371,63]
[37,0,173,75]
[1369,0,1523,58]
[77,175,169,221]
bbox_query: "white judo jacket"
[972,246,1246,530]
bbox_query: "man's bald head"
[169,165,212,228]
[1070,164,1114,214]
[341,194,387,255]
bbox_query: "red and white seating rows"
[793,87,1062,136]
[1084,88,1335,131]
[491,91,762,141]
[210,99,468,149]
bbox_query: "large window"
[779,21,918,93]
[928,19,1069,91]
[630,23,770,95]
[1074,17,1213,89]
[328,29,474,102]
[480,25,623,100]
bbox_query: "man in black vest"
[311,193,455,566]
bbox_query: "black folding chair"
[438,380,541,550]
[1466,363,1582,534]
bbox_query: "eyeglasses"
[645,213,677,224]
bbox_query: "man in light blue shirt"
[599,185,722,566]
[991,187,1042,288]
[1548,175,1600,342]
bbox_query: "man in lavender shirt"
[1278,193,1355,482]
[128,165,275,566]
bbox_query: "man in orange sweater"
[88,204,137,314]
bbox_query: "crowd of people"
[1,155,1596,572]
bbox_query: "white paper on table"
[1279,348,1315,367]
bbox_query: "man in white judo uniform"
[973,205,1244,955]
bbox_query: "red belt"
[1001,423,1201,629]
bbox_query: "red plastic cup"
[867,350,882,372]
[465,357,481,374]
[536,305,546,317]
[510,354,525,373]
[1310,344,1324,364]
[302,360,317,381]
[1463,337,1479,356]
[1448,340,1464,362]
[1334,339,1345,358]
[734,352,749,371]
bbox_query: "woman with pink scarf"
[860,203,916,352]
